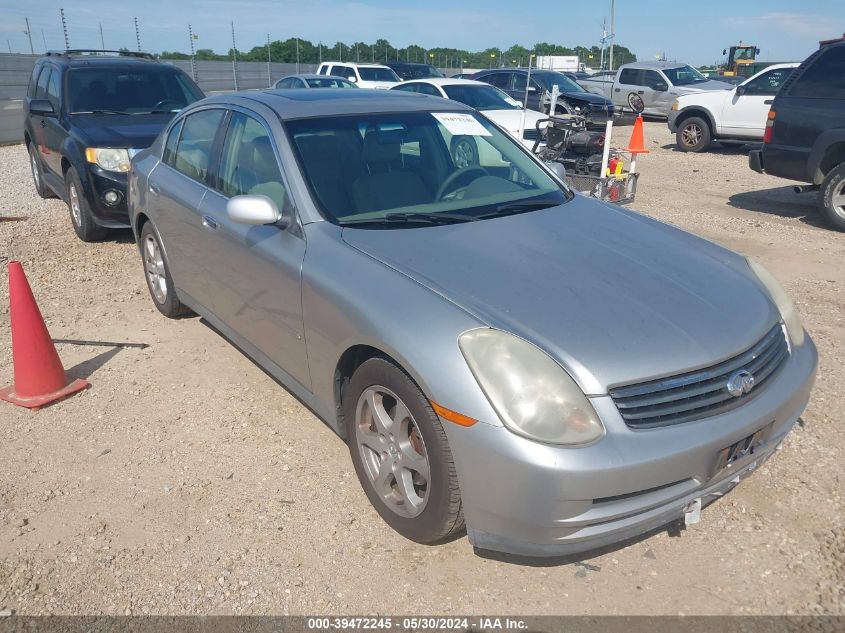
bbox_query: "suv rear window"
[67,67,203,114]
[789,45,845,99]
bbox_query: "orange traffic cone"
[0,261,88,408]
[626,115,650,154]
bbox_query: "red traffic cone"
[0,261,88,408]
[626,115,650,154]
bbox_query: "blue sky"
[1,0,841,65]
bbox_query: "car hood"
[70,113,177,148]
[561,90,614,107]
[673,79,734,95]
[482,109,546,133]
[341,199,779,394]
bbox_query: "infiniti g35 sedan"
[128,89,817,557]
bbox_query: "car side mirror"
[526,85,537,93]
[30,99,55,116]
[227,195,288,229]
[547,161,567,182]
[347,75,357,83]
[736,84,747,96]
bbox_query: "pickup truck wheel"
[819,163,845,232]
[676,117,711,152]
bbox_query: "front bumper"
[443,335,817,557]
[667,109,680,132]
[749,149,765,174]
[82,165,131,228]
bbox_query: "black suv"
[24,50,204,241]
[386,62,443,80]
[749,39,845,231]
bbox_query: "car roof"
[283,74,350,80]
[620,61,694,70]
[202,89,470,119]
[320,61,391,69]
[40,51,164,68]
[400,78,490,87]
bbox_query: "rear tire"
[676,116,711,152]
[28,143,56,199]
[139,222,193,318]
[66,168,108,242]
[344,357,464,544]
[819,163,845,232]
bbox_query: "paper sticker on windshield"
[432,112,492,137]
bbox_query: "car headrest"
[296,133,339,162]
[362,127,400,164]
[252,136,278,184]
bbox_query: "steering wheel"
[151,99,183,112]
[436,166,488,200]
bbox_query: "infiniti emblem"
[726,369,755,397]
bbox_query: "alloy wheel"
[354,386,430,518]
[681,123,702,147]
[143,234,168,304]
[68,182,82,227]
[30,151,40,190]
[832,180,845,220]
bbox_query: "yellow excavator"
[721,43,760,77]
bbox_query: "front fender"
[673,105,718,134]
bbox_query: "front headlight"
[747,258,805,346]
[670,100,680,111]
[459,329,604,446]
[85,148,131,172]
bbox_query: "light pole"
[24,18,34,54]
[188,24,197,81]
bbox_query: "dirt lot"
[0,122,842,616]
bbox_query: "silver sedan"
[128,89,817,557]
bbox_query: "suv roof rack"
[45,49,156,60]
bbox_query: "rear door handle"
[202,215,218,230]
[39,119,46,128]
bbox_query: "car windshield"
[442,84,521,111]
[358,67,401,82]
[663,65,709,86]
[533,71,585,93]
[306,77,357,88]
[67,67,203,114]
[287,111,568,228]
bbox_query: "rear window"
[67,67,203,114]
[619,68,640,85]
[789,45,845,99]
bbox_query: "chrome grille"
[610,324,789,429]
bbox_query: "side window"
[512,73,527,91]
[277,78,292,89]
[392,83,418,92]
[27,65,42,99]
[162,118,184,166]
[416,83,441,97]
[743,68,794,96]
[173,109,224,182]
[485,73,511,89]
[217,112,289,213]
[331,65,351,79]
[35,67,51,100]
[619,68,641,85]
[46,69,62,111]
[642,70,665,90]
[789,46,845,99]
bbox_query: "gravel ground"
[0,122,842,616]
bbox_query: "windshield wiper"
[476,198,563,220]
[342,212,476,227]
[71,109,132,115]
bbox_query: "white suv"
[316,62,401,89]
[668,63,799,152]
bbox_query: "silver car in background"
[128,89,816,557]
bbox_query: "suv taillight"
[763,110,776,144]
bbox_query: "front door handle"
[39,119,46,128]
[764,99,773,104]
[149,183,160,196]
[202,215,218,230]
[614,88,621,92]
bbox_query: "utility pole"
[609,0,616,72]
[188,24,197,81]
[41,29,47,52]
[295,38,299,73]
[98,23,104,49]
[266,34,272,87]
[230,21,239,90]
[7,40,12,54]
[60,8,69,49]
[371,44,374,63]
[24,18,34,55]
[134,16,141,52]
[318,42,322,64]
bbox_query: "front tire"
[819,163,845,232]
[66,167,107,242]
[28,143,56,199]
[344,357,464,544]
[676,116,712,152]
[138,222,192,318]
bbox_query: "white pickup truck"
[579,62,733,117]
[667,63,799,152]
